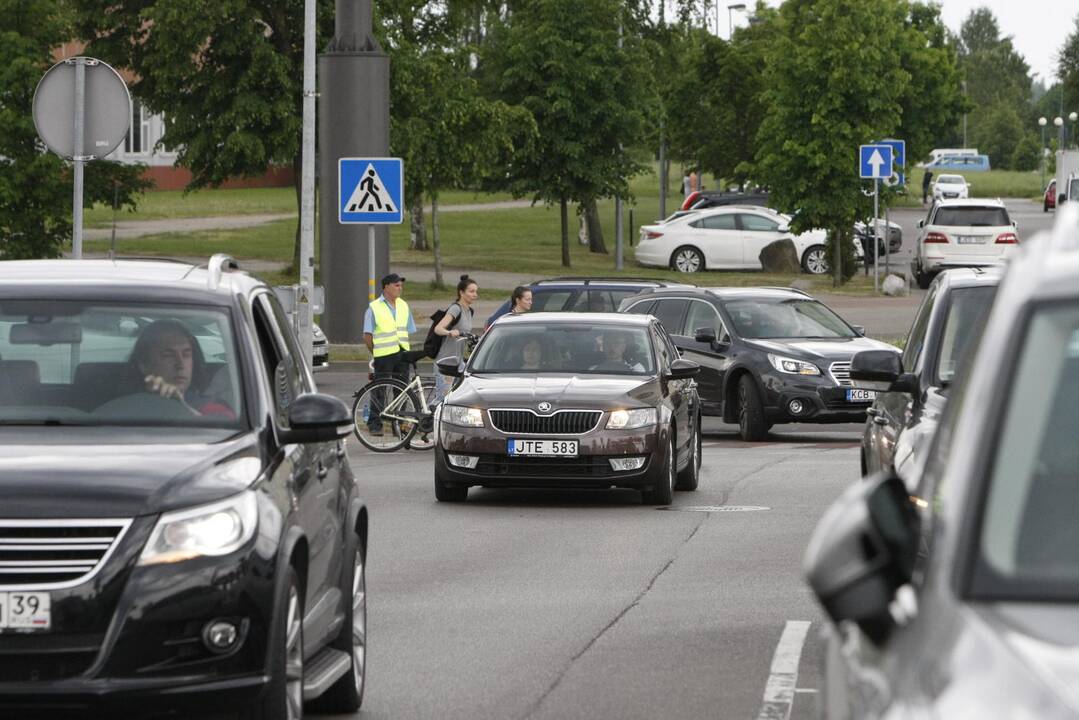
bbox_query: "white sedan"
[636,205,861,274]
[931,174,970,201]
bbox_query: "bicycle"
[351,335,477,452]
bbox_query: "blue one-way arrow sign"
[859,144,893,180]
[878,138,905,186]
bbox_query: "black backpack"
[422,303,471,359]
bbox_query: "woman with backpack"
[432,274,478,401]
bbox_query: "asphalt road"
[310,370,865,720]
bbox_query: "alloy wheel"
[805,248,828,275]
[351,551,367,694]
[285,586,304,720]
[674,249,702,273]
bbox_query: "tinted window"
[935,286,996,384]
[903,283,937,372]
[625,300,655,315]
[568,290,637,313]
[683,300,721,337]
[470,324,655,375]
[932,206,1010,227]
[972,304,1079,600]
[692,214,738,230]
[0,300,243,428]
[530,290,574,312]
[723,298,856,339]
[738,213,779,232]
[652,299,689,335]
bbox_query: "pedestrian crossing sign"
[339,157,404,224]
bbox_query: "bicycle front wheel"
[352,378,421,452]
[404,379,439,451]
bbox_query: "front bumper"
[313,341,330,367]
[436,422,667,491]
[759,374,871,424]
[0,506,281,711]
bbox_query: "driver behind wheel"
[129,319,235,418]
[589,330,645,373]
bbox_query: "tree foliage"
[482,0,657,265]
[1059,15,1079,121]
[1,0,148,260]
[755,0,913,284]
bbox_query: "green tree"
[1,0,147,260]
[755,0,911,284]
[972,101,1025,170]
[1059,15,1079,124]
[391,42,534,285]
[483,0,656,265]
[1011,133,1041,171]
[73,0,338,271]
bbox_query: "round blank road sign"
[33,57,131,160]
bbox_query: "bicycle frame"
[372,374,433,425]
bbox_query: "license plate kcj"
[508,439,579,457]
[0,591,51,632]
[846,389,876,402]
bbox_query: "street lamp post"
[1056,116,1065,154]
[727,3,746,40]
[1039,117,1047,189]
[1070,111,1078,149]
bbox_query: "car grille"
[473,454,631,478]
[0,519,130,588]
[489,409,601,435]
[829,361,852,387]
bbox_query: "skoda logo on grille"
[537,402,552,414]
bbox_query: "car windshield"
[933,206,1010,227]
[971,303,1079,600]
[935,286,996,385]
[470,323,656,375]
[937,175,964,185]
[723,298,856,339]
[0,300,243,428]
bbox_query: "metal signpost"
[338,158,404,301]
[878,139,906,280]
[859,144,893,293]
[33,57,131,259]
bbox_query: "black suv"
[620,287,898,440]
[852,266,1000,482]
[485,276,694,327]
[0,256,367,718]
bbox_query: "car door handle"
[873,416,888,426]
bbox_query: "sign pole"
[873,177,879,293]
[884,205,890,277]
[297,0,317,368]
[71,58,87,260]
[368,226,376,301]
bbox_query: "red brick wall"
[143,165,295,192]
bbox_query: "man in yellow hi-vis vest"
[363,274,416,433]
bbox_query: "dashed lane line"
[755,620,812,720]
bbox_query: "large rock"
[882,274,908,296]
[759,239,800,274]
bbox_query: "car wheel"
[434,468,468,502]
[670,246,704,273]
[915,266,933,290]
[737,375,768,442]
[675,414,700,491]
[643,431,675,505]
[801,245,829,275]
[1044,200,1049,212]
[311,542,366,712]
[243,567,304,720]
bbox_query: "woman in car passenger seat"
[129,319,235,418]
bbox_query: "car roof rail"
[534,276,675,286]
[756,285,812,296]
[207,254,241,290]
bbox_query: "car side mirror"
[436,356,462,377]
[851,325,866,336]
[280,392,353,443]
[693,327,716,344]
[916,219,924,229]
[804,473,920,645]
[666,358,700,380]
[849,350,903,391]
[776,224,790,233]
[1060,193,1067,205]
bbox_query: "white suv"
[912,198,1018,289]
[931,173,969,200]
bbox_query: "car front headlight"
[139,490,259,565]
[442,404,485,428]
[606,408,658,430]
[767,353,821,376]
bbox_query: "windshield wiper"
[0,419,91,426]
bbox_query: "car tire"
[434,469,468,502]
[915,266,933,290]
[643,431,676,505]
[243,567,304,720]
[310,541,366,713]
[801,245,829,275]
[1044,200,1049,212]
[670,246,705,273]
[737,375,768,442]
[675,414,700,491]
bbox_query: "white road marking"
[755,620,812,720]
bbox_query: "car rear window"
[935,286,996,384]
[530,290,574,312]
[932,206,1010,227]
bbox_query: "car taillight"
[995,232,1018,244]
[680,191,700,211]
[924,232,949,244]
[644,230,664,240]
